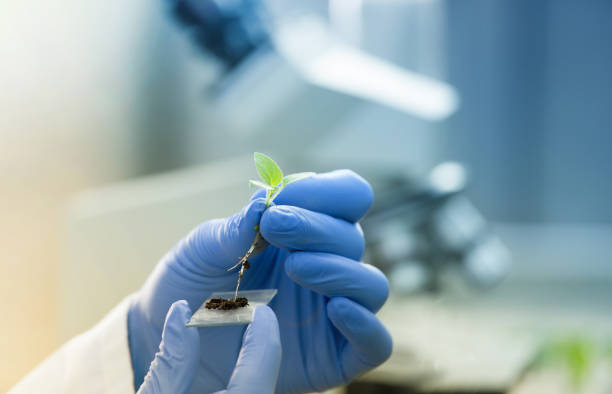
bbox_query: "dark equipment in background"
[168,0,270,69]
[363,162,511,294]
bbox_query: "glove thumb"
[183,197,268,272]
[137,300,200,394]
[215,306,282,394]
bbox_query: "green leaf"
[283,172,315,186]
[254,152,283,187]
[249,179,272,190]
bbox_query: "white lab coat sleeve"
[9,296,137,394]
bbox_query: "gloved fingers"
[177,197,267,273]
[250,169,373,223]
[214,306,282,394]
[327,297,393,382]
[137,300,200,394]
[285,252,389,313]
[260,205,365,260]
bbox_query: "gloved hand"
[128,170,392,393]
[136,301,281,394]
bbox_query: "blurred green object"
[535,336,598,389]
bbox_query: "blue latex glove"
[136,301,281,394]
[128,170,392,393]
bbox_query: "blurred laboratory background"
[1,0,611,392]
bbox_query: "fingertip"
[226,197,267,243]
[364,323,393,366]
[333,169,374,206]
[165,300,199,344]
[326,296,354,324]
[363,264,390,312]
[337,169,374,220]
[246,198,269,237]
[260,206,307,249]
[252,304,276,321]
[261,206,300,232]
[249,188,267,201]
[154,301,200,382]
[166,300,191,326]
[285,253,388,312]
[251,305,280,341]
[328,297,393,360]
[139,301,200,394]
[275,169,374,222]
[327,297,393,373]
[283,252,299,279]
[245,197,267,221]
[320,169,373,217]
[185,197,268,270]
[283,252,317,283]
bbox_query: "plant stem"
[232,237,257,300]
[231,231,269,300]
[231,193,274,300]
[233,265,245,301]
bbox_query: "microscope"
[362,162,511,294]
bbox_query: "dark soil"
[205,297,249,310]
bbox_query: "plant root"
[229,232,269,300]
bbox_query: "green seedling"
[229,152,315,300]
[535,336,595,390]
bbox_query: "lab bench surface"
[345,280,612,393]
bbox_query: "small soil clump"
[205,297,249,310]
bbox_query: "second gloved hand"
[128,170,393,393]
[137,301,280,394]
